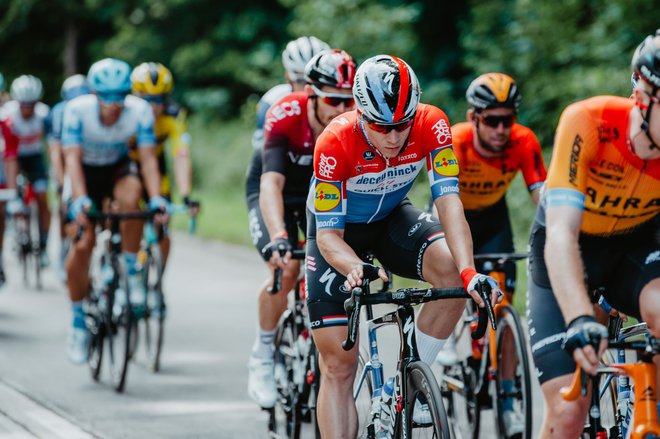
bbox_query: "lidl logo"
[314,182,342,212]
[432,148,459,177]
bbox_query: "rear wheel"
[308,341,322,439]
[270,310,301,438]
[87,295,105,381]
[442,358,481,439]
[492,306,532,439]
[355,347,375,439]
[397,361,451,439]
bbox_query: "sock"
[502,379,515,411]
[416,328,447,366]
[252,325,276,359]
[123,252,137,275]
[71,301,85,329]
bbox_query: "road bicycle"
[561,319,660,438]
[349,268,496,439]
[7,176,42,290]
[83,209,156,393]
[130,202,199,373]
[264,244,318,439]
[440,252,532,439]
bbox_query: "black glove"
[262,237,292,260]
[562,315,608,354]
[362,263,382,283]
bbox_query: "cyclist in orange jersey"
[527,30,660,439]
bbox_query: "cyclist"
[2,75,52,267]
[435,73,546,436]
[48,74,91,281]
[247,48,356,409]
[130,62,197,269]
[62,58,166,364]
[0,72,8,284]
[527,30,660,438]
[306,55,501,438]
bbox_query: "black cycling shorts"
[83,158,138,210]
[18,153,48,191]
[527,220,660,385]
[306,199,445,329]
[246,193,306,261]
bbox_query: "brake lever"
[267,243,289,295]
[471,278,497,340]
[342,287,362,351]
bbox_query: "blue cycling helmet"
[61,74,91,100]
[87,58,132,94]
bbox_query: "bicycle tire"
[143,245,166,372]
[355,347,374,439]
[87,295,104,382]
[396,360,451,439]
[492,306,532,439]
[442,358,481,439]
[271,310,302,438]
[599,350,621,438]
[107,257,133,393]
[308,340,322,439]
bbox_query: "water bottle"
[374,377,395,439]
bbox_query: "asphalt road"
[0,231,543,438]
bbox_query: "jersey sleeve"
[262,99,298,175]
[518,129,547,193]
[61,103,83,148]
[169,111,191,158]
[312,130,349,230]
[1,118,18,160]
[422,107,460,200]
[136,104,156,147]
[544,103,599,209]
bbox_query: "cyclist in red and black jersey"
[246,48,357,410]
[306,55,501,438]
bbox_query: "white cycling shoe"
[502,409,524,438]
[247,354,278,409]
[67,327,90,365]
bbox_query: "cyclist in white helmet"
[244,35,329,408]
[2,75,52,268]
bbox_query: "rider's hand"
[262,234,292,268]
[562,315,608,376]
[461,267,502,308]
[344,263,389,291]
[69,195,92,224]
[149,195,170,224]
[183,196,200,217]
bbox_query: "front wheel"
[397,361,451,439]
[492,306,532,439]
[107,257,133,393]
[143,245,165,372]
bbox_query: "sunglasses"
[311,85,355,108]
[364,118,414,134]
[478,114,515,128]
[97,92,128,104]
[140,94,166,104]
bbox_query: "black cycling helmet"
[304,49,357,90]
[466,73,521,112]
[632,29,660,89]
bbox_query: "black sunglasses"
[478,114,515,128]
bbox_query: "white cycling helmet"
[353,55,420,125]
[282,36,330,81]
[10,75,43,103]
[61,74,91,100]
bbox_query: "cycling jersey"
[48,100,66,143]
[308,104,459,229]
[452,122,546,211]
[1,100,50,158]
[541,96,660,236]
[245,83,293,200]
[262,91,315,204]
[62,94,155,166]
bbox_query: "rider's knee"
[640,280,660,337]
[544,398,588,437]
[321,354,356,383]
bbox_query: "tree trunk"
[62,20,78,76]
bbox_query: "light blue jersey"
[62,94,155,166]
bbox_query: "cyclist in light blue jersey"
[62,58,167,364]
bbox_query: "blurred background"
[0,0,655,254]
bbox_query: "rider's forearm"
[4,159,18,190]
[173,155,191,198]
[64,149,87,198]
[138,148,162,199]
[48,141,65,188]
[544,223,593,323]
[259,176,287,239]
[317,229,364,277]
[435,195,475,273]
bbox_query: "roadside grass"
[182,113,553,313]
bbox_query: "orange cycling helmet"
[131,62,173,96]
[466,73,521,112]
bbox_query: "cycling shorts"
[18,154,48,193]
[83,158,138,210]
[306,199,445,329]
[246,193,306,261]
[527,220,660,385]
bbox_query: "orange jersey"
[452,122,546,211]
[544,96,660,236]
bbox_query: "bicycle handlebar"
[341,279,496,351]
[268,249,306,295]
[74,210,158,243]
